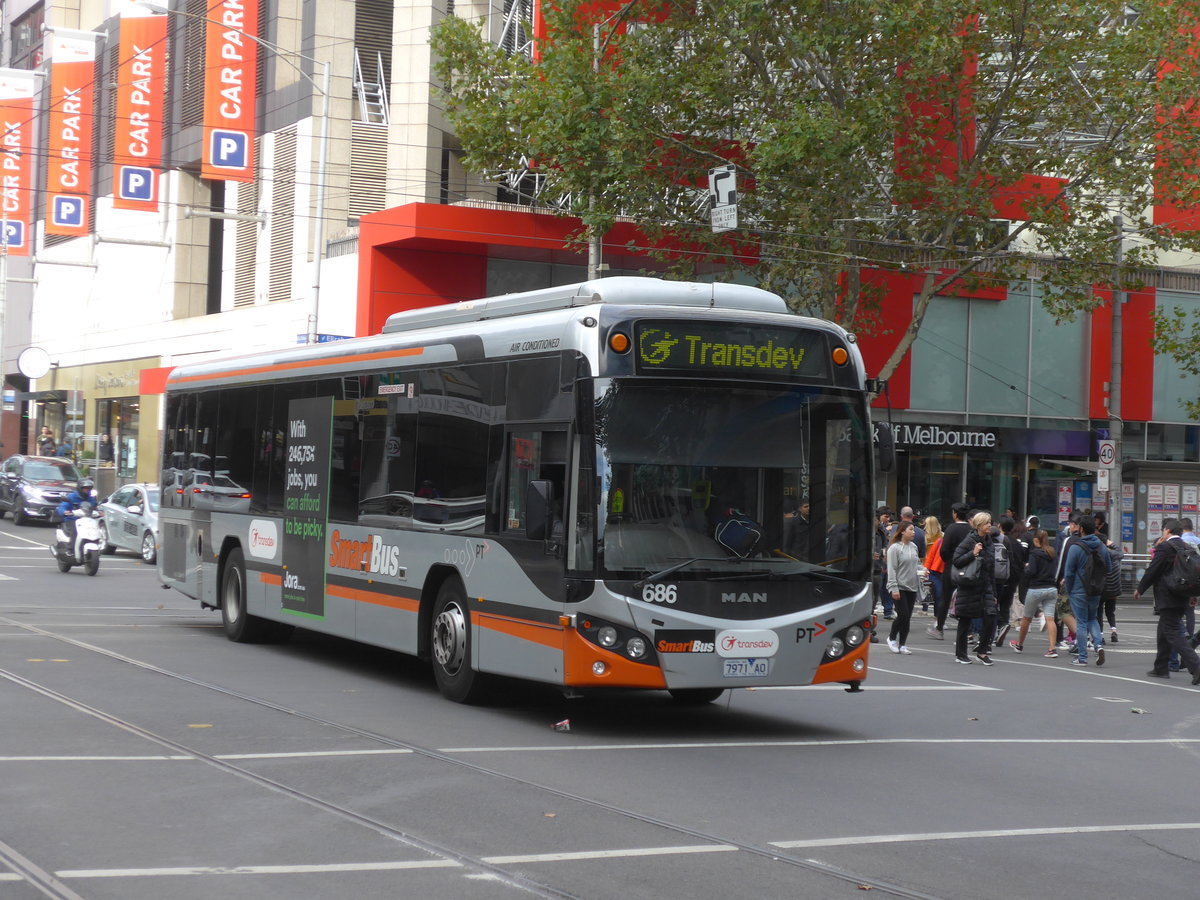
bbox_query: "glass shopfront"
[888,421,1092,521]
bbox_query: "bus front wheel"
[221,548,270,643]
[431,581,486,703]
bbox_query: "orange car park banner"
[202,0,259,182]
[45,29,99,237]
[113,2,168,211]
[0,68,37,257]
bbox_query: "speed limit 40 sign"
[1098,440,1116,466]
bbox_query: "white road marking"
[771,821,1200,849]
[482,845,737,864]
[57,860,461,878]
[216,749,413,760]
[440,737,1200,753]
[760,684,999,691]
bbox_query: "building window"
[97,399,141,479]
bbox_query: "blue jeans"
[877,573,893,616]
[1068,593,1104,663]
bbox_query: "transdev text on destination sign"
[634,320,828,380]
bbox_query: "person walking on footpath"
[1135,518,1200,683]
[932,503,971,641]
[1010,529,1060,657]
[994,515,1025,647]
[874,508,894,620]
[886,522,921,654]
[952,511,998,665]
[1063,517,1111,666]
[922,516,945,616]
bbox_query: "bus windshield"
[592,378,871,582]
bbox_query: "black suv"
[0,455,81,525]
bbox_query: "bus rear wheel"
[431,581,486,703]
[668,688,726,705]
[221,548,271,643]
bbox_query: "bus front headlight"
[825,638,846,659]
[626,636,647,659]
[597,626,619,648]
[845,625,866,647]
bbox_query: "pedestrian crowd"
[871,503,1200,683]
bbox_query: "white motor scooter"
[50,503,103,576]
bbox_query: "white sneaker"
[899,646,912,654]
[887,638,900,653]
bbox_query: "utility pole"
[587,24,603,280]
[1108,214,1125,532]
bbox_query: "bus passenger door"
[478,429,569,681]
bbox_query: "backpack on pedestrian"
[1166,541,1200,597]
[1082,543,1107,598]
[992,537,1010,583]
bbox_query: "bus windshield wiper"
[634,556,753,589]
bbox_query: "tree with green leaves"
[433,1,1200,382]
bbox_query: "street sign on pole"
[709,164,737,234]
[1097,467,1110,492]
[1097,440,1116,467]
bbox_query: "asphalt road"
[1,516,1198,900]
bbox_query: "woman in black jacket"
[952,511,997,665]
[1009,530,1059,657]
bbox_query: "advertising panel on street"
[202,0,259,182]
[0,68,36,256]
[113,2,168,210]
[45,29,99,237]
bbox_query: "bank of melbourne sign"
[878,423,1090,457]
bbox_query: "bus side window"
[504,430,566,534]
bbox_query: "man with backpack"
[1134,518,1200,684]
[1063,516,1111,666]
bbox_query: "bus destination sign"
[634,320,829,381]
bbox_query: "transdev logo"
[247,520,279,560]
[715,629,779,658]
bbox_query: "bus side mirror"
[525,480,555,541]
[876,422,895,473]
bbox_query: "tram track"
[1,615,949,900]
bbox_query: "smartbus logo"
[327,530,406,578]
[655,630,716,654]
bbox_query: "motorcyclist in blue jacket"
[56,478,96,545]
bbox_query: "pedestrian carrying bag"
[952,555,982,588]
[992,538,1010,583]
[1167,541,1200,596]
[1102,546,1122,600]
[1083,543,1107,598]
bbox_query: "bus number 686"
[641,584,677,604]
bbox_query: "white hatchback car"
[99,483,160,564]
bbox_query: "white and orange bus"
[159,277,878,703]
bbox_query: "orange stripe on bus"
[170,347,425,385]
[474,611,564,651]
[258,572,283,586]
[327,582,420,612]
[810,640,869,685]
[562,626,667,689]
